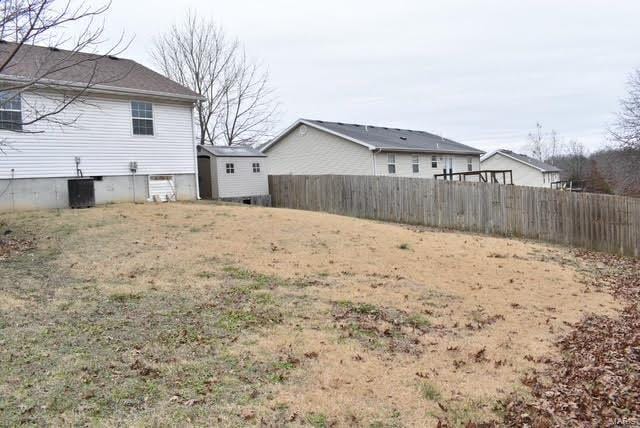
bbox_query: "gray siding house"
[0,42,201,210]
[261,119,484,178]
[481,149,561,188]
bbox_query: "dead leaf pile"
[0,236,33,261]
[500,251,640,427]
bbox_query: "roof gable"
[262,119,485,155]
[0,42,200,101]
[482,149,561,173]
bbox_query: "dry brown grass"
[0,202,619,426]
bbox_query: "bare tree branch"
[610,68,640,150]
[0,0,131,148]
[152,14,278,146]
[219,50,279,146]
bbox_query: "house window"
[252,162,261,173]
[412,155,419,173]
[467,157,473,172]
[0,92,22,131]
[431,155,438,168]
[225,163,235,174]
[131,101,154,135]
[387,154,396,174]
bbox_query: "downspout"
[372,148,382,175]
[190,102,201,200]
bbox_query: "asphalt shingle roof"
[198,145,266,158]
[494,149,561,172]
[0,42,199,100]
[306,119,484,154]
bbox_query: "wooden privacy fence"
[268,175,640,257]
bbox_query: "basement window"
[131,101,154,135]
[0,92,23,131]
[412,155,419,173]
[225,163,235,174]
[387,154,396,174]
[431,155,438,169]
[252,162,261,173]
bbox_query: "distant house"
[196,145,270,205]
[481,149,561,188]
[0,42,201,210]
[261,119,484,178]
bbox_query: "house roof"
[197,145,267,158]
[261,119,484,155]
[0,42,200,101]
[482,149,561,173]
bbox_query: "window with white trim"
[0,92,22,131]
[467,157,473,172]
[252,162,260,173]
[431,155,438,168]
[387,154,396,174]
[412,155,419,173]
[225,163,235,174]
[131,101,154,135]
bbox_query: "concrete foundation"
[219,194,271,207]
[0,174,197,211]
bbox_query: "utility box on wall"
[68,178,95,209]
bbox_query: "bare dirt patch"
[0,202,622,426]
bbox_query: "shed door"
[197,156,213,199]
[149,175,176,202]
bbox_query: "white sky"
[100,0,640,153]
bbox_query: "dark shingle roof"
[197,145,266,158]
[491,149,561,172]
[303,119,483,154]
[0,42,199,100]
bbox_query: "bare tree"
[219,51,278,146]
[152,15,278,146]
[0,0,129,146]
[151,14,237,145]
[527,122,562,162]
[610,68,640,150]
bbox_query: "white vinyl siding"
[0,91,196,179]
[265,124,374,175]
[374,152,481,178]
[214,157,268,198]
[481,152,556,188]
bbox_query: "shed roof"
[482,149,561,173]
[197,145,267,158]
[262,119,484,155]
[0,42,200,101]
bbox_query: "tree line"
[524,70,640,198]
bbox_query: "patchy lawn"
[0,202,622,426]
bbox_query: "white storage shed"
[196,145,270,205]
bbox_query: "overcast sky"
[102,0,640,153]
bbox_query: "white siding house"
[0,42,201,210]
[196,145,269,205]
[481,150,561,188]
[262,119,484,178]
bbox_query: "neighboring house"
[0,42,201,211]
[196,145,270,205]
[261,119,484,178]
[481,149,561,188]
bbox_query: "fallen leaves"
[500,251,640,427]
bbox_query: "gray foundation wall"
[0,174,197,211]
